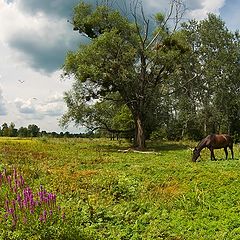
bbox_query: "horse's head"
[192,147,200,162]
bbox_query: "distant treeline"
[0,122,92,138]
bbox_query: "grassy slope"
[0,137,240,239]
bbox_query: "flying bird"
[18,80,24,83]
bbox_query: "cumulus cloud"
[0,0,82,74]
[14,92,65,118]
[46,93,64,103]
[187,0,226,20]
[17,0,79,19]
[184,0,203,10]
[37,102,65,116]
[15,98,36,114]
[37,93,65,116]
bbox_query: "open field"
[0,137,240,239]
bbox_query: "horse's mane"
[197,137,208,148]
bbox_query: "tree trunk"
[134,113,145,149]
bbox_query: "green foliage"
[0,123,40,138]
[72,2,135,39]
[178,14,240,137]
[154,12,165,25]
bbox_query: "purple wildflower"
[7,175,12,189]
[8,208,14,215]
[20,175,25,187]
[5,199,9,212]
[16,194,22,209]
[43,210,47,222]
[1,168,62,227]
[49,209,53,216]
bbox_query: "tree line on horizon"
[0,122,89,138]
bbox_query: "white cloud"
[46,93,64,103]
[187,0,226,20]
[14,98,36,114]
[36,102,65,116]
[0,87,7,116]
[142,0,226,22]
[14,92,65,118]
[0,0,80,74]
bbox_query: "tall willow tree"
[62,0,187,149]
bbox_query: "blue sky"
[219,0,240,30]
[0,0,239,133]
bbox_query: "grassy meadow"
[0,137,240,239]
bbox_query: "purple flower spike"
[12,200,16,211]
[8,208,14,215]
[43,210,47,222]
[20,175,25,187]
[7,175,12,187]
[17,193,21,200]
[5,199,9,211]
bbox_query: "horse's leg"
[210,148,216,160]
[213,150,216,160]
[229,145,234,159]
[209,148,212,160]
[224,147,228,160]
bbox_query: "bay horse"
[192,134,234,162]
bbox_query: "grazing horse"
[192,134,234,162]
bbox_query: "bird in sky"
[18,80,24,83]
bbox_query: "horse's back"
[208,134,233,148]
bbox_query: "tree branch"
[146,0,186,49]
[162,73,202,97]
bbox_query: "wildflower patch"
[0,168,64,229]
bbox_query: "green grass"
[0,137,240,239]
